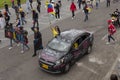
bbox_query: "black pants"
[55,12,60,19]
[72,11,75,18]
[107,1,110,7]
[108,34,115,42]
[78,2,81,9]
[33,19,39,27]
[84,13,88,21]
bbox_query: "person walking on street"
[29,0,33,9]
[70,1,77,19]
[106,0,111,7]
[31,27,43,57]
[58,0,62,7]
[106,20,116,44]
[18,27,29,53]
[19,8,27,25]
[4,11,10,26]
[95,0,99,9]
[54,2,60,20]
[17,0,21,8]
[26,0,31,14]
[11,0,15,8]
[37,0,41,13]
[32,10,39,27]
[13,5,19,18]
[0,12,5,29]
[4,2,11,15]
[83,4,89,22]
[7,23,16,50]
[77,0,82,9]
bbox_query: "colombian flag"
[47,3,55,15]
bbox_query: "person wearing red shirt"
[106,20,116,44]
[70,1,77,19]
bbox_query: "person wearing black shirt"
[4,2,11,15]
[54,2,60,20]
[29,0,33,9]
[32,10,39,27]
[17,0,21,8]
[31,27,43,57]
[20,10,27,25]
[83,4,89,22]
[37,2,41,13]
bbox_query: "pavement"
[0,0,120,80]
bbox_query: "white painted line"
[102,57,119,80]
[102,34,108,40]
[76,62,98,75]
[89,56,104,65]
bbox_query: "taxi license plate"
[42,64,48,69]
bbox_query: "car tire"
[63,63,71,73]
[86,45,92,54]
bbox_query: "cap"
[107,20,112,24]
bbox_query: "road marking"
[102,57,119,80]
[102,34,108,40]
[89,56,104,65]
[76,62,98,75]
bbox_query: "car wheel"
[64,64,71,73]
[86,46,92,54]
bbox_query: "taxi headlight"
[56,58,64,65]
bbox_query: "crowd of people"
[0,0,119,78]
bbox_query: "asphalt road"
[0,0,120,80]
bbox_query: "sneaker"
[9,47,13,50]
[106,42,110,44]
[21,51,24,53]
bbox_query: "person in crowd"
[58,0,62,7]
[81,0,86,9]
[110,74,118,80]
[31,27,43,57]
[17,0,21,8]
[11,0,15,8]
[90,0,93,8]
[70,1,77,19]
[54,2,60,20]
[106,0,111,7]
[83,4,89,22]
[0,11,5,29]
[15,17,21,27]
[32,10,39,27]
[4,2,11,15]
[51,25,60,37]
[26,0,31,14]
[106,20,116,44]
[19,27,29,53]
[29,0,33,9]
[37,0,41,13]
[77,0,82,9]
[114,9,120,27]
[4,11,10,26]
[95,0,100,9]
[19,8,27,25]
[7,23,15,50]
[14,5,19,19]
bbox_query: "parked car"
[39,29,94,73]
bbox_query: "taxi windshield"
[48,38,71,52]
